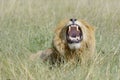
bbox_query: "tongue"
[68,27,80,37]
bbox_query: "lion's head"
[53,18,95,57]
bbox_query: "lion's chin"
[68,42,81,50]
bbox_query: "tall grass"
[0,0,120,80]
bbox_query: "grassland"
[0,0,120,80]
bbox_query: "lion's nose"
[70,18,77,22]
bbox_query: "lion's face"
[65,19,83,50]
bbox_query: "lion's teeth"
[76,26,79,31]
[69,27,71,32]
[69,36,80,41]
[77,37,80,40]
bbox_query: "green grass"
[0,0,120,80]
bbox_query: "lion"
[30,18,96,65]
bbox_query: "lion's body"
[30,19,95,65]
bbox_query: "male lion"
[30,18,95,65]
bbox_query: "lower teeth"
[69,36,80,41]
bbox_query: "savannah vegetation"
[0,0,120,80]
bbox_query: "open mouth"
[66,24,83,44]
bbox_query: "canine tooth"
[77,26,79,31]
[69,27,71,32]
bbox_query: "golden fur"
[30,19,96,65]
